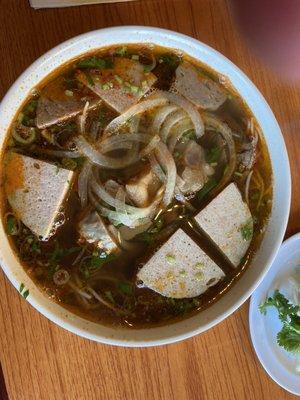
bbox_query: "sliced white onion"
[151,105,178,135]
[129,115,140,134]
[100,133,153,153]
[78,160,92,207]
[104,98,168,134]
[155,142,177,205]
[151,91,204,138]
[139,135,160,158]
[90,120,100,140]
[167,118,194,153]
[78,101,89,134]
[160,109,187,143]
[75,135,138,169]
[90,173,156,218]
[203,113,236,191]
[149,153,166,183]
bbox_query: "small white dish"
[249,233,300,396]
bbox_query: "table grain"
[0,1,300,399]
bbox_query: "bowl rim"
[0,26,291,347]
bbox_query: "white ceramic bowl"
[0,26,291,347]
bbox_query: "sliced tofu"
[137,229,225,298]
[173,61,227,111]
[78,210,120,254]
[126,167,161,208]
[195,183,253,267]
[36,96,101,129]
[4,152,74,239]
[76,58,157,114]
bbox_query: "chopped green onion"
[115,46,127,56]
[130,85,139,94]
[114,75,123,84]
[23,289,29,299]
[240,219,253,241]
[19,283,25,293]
[166,254,176,264]
[143,65,153,73]
[234,171,243,177]
[65,90,73,97]
[195,272,204,281]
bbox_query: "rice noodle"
[104,98,168,134]
[78,160,92,207]
[160,110,187,143]
[151,91,204,138]
[68,281,92,300]
[155,142,177,205]
[245,170,253,204]
[86,286,121,312]
[151,105,178,135]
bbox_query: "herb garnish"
[6,215,18,235]
[115,46,127,56]
[197,179,217,201]
[240,219,253,241]
[259,290,300,354]
[77,56,106,69]
[118,282,133,296]
[19,283,29,299]
[206,146,221,164]
[158,54,180,68]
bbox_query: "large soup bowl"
[0,26,291,347]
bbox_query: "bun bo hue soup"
[0,45,272,328]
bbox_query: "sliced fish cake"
[4,153,74,239]
[36,97,101,129]
[195,183,253,267]
[173,61,227,111]
[137,229,225,298]
[76,58,157,114]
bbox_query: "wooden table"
[0,1,299,399]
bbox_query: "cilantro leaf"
[259,290,300,354]
[77,56,106,69]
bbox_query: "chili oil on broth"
[0,44,272,328]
